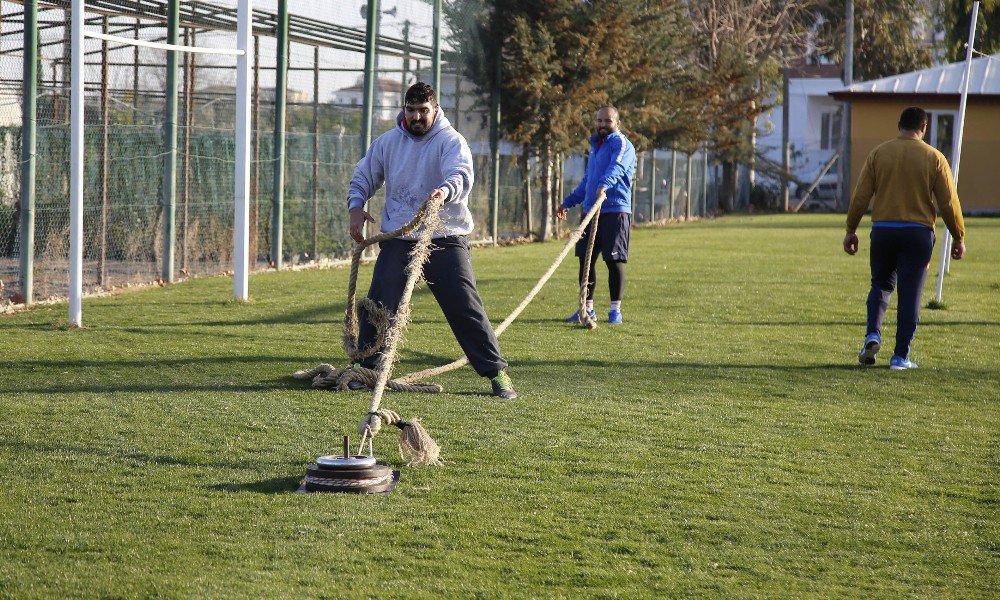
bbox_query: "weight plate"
[303,476,398,495]
[305,463,393,480]
[316,454,377,468]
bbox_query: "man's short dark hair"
[899,106,928,131]
[405,82,437,106]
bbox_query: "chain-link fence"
[0,0,719,307]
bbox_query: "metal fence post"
[312,45,319,260]
[99,16,109,286]
[182,27,194,274]
[271,0,289,269]
[161,0,180,282]
[18,0,38,305]
[361,0,378,156]
[685,152,693,220]
[489,54,501,244]
[702,146,709,216]
[252,35,260,267]
[669,147,677,219]
[432,0,441,94]
[648,150,656,221]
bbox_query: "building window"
[820,109,842,151]
[925,110,957,162]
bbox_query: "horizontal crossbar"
[85,30,245,55]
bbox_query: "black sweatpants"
[866,226,935,358]
[357,235,507,377]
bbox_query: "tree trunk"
[537,142,554,241]
[720,161,737,213]
[521,148,533,237]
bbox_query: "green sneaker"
[490,370,517,399]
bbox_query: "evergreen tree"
[941,0,1000,62]
[814,0,935,81]
[445,0,691,237]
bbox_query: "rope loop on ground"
[291,363,443,393]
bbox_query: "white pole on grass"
[935,0,978,303]
[69,0,84,326]
[233,0,253,300]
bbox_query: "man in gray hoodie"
[347,82,516,399]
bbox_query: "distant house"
[759,62,845,200]
[412,69,502,152]
[331,77,401,121]
[830,53,1000,213]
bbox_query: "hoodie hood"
[348,107,476,240]
[396,108,451,142]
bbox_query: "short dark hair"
[405,82,437,106]
[898,106,928,131]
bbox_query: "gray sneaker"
[490,370,517,399]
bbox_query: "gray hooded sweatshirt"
[347,109,475,240]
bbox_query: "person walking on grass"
[557,105,637,325]
[347,82,516,399]
[844,106,966,370]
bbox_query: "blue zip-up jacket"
[562,130,636,214]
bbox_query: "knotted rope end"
[397,417,442,467]
[357,409,441,466]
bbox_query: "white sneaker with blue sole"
[889,355,918,370]
[858,333,880,366]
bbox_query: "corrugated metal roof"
[837,53,1000,96]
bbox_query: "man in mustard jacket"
[843,106,966,370]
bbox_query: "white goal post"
[69,0,253,327]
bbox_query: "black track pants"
[357,236,507,377]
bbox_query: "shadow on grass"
[6,354,998,395]
[210,476,303,495]
[716,320,1000,328]
[6,355,314,370]
[0,438,275,470]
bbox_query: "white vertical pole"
[935,1,978,303]
[69,0,84,326]
[233,0,253,300]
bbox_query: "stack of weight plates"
[300,454,398,494]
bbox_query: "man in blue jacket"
[557,105,637,325]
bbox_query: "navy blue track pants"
[866,227,934,358]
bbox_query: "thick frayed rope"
[356,196,444,465]
[577,196,606,330]
[292,363,442,394]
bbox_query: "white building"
[330,77,401,121]
[757,63,845,199]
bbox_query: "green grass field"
[1,214,997,598]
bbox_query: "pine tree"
[446,0,691,237]
[941,0,1000,62]
[814,0,935,81]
